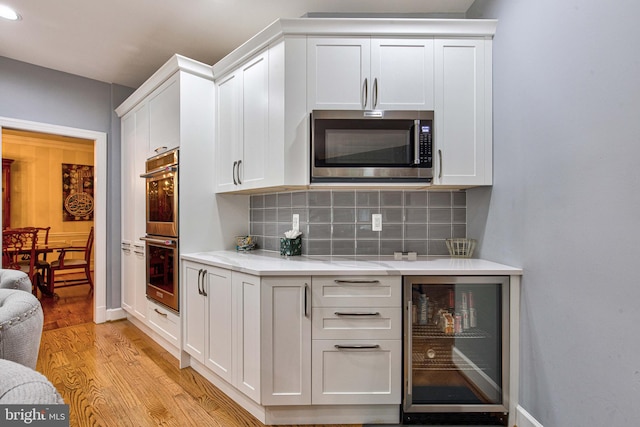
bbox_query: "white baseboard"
[516,405,543,427]
[105,307,127,322]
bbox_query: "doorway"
[0,117,107,324]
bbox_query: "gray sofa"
[0,268,33,293]
[0,269,64,404]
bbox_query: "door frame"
[0,116,108,324]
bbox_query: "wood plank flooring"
[37,304,362,426]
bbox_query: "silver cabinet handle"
[236,160,242,185]
[438,149,443,179]
[304,283,309,318]
[333,279,381,284]
[362,77,368,109]
[334,344,380,350]
[407,299,413,394]
[154,308,168,317]
[201,269,208,297]
[154,146,168,154]
[197,269,203,295]
[373,77,378,109]
[334,312,380,316]
[232,161,238,185]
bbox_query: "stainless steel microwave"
[311,110,433,182]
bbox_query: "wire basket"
[446,238,476,258]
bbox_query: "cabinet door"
[261,277,311,405]
[240,51,269,189]
[233,272,261,403]
[434,38,491,186]
[215,71,242,192]
[148,74,180,156]
[183,261,206,363]
[206,266,233,382]
[307,37,371,110]
[370,38,434,110]
[311,339,401,404]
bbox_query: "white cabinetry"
[310,276,402,405]
[182,261,260,403]
[120,104,148,322]
[261,277,312,405]
[147,74,180,157]
[214,39,308,193]
[307,37,434,111]
[434,38,492,186]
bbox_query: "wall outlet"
[292,214,300,232]
[372,214,382,231]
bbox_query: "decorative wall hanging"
[62,163,94,221]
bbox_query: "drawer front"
[147,300,180,345]
[312,276,401,308]
[312,307,402,340]
[311,339,401,405]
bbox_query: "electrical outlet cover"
[372,214,382,231]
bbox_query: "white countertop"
[181,250,522,276]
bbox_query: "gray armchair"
[0,269,32,292]
[0,288,44,369]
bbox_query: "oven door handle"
[140,236,177,246]
[140,165,178,178]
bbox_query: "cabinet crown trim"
[116,54,214,117]
[213,17,497,79]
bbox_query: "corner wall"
[467,1,640,425]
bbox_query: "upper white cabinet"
[307,37,434,111]
[148,74,180,157]
[215,39,308,193]
[434,38,492,186]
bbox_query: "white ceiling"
[0,0,474,89]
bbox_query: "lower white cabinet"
[182,265,401,409]
[147,299,180,347]
[182,261,260,403]
[261,276,312,405]
[311,339,402,405]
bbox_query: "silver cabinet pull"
[334,312,380,317]
[201,269,208,297]
[304,283,309,318]
[232,161,238,185]
[334,344,380,350]
[154,308,168,317]
[438,149,443,179]
[362,77,368,109]
[154,146,168,154]
[373,77,378,109]
[236,160,242,185]
[197,269,204,295]
[333,279,381,284]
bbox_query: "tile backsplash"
[249,190,466,256]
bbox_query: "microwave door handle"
[413,120,421,165]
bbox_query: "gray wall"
[467,1,640,425]
[0,56,134,309]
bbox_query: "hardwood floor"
[37,289,361,427]
[39,283,93,331]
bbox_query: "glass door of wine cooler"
[403,276,510,425]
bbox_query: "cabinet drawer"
[312,276,401,307]
[147,300,180,346]
[312,339,401,405]
[312,307,402,340]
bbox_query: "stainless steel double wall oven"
[141,149,179,312]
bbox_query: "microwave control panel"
[418,122,433,167]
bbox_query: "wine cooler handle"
[334,344,380,350]
[407,299,413,395]
[304,283,309,318]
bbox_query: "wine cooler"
[403,276,510,425]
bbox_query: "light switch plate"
[372,214,382,231]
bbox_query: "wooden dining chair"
[2,228,39,295]
[29,226,51,288]
[49,227,94,293]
